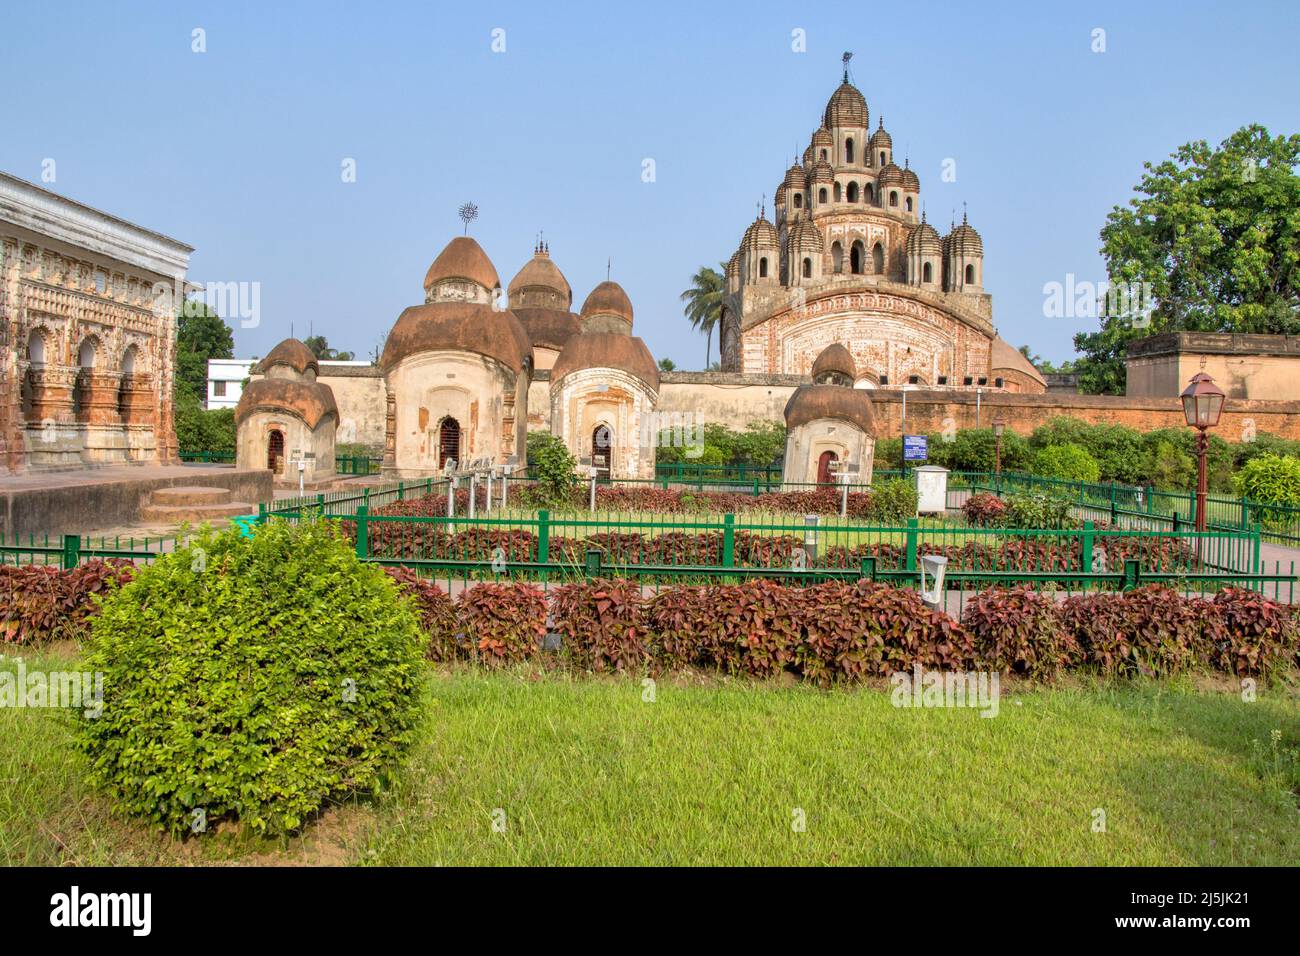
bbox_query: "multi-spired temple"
[0,172,192,475]
[720,70,1044,394]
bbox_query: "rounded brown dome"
[508,248,571,308]
[235,377,338,430]
[550,331,660,392]
[901,161,919,191]
[380,301,531,374]
[788,214,824,252]
[742,215,778,249]
[726,249,742,279]
[811,343,855,383]
[823,81,869,129]
[580,281,634,327]
[810,160,835,183]
[782,163,806,189]
[423,236,500,294]
[878,162,906,187]
[784,384,876,437]
[511,307,582,352]
[946,213,984,256]
[256,338,318,377]
[905,215,943,256]
[869,119,892,149]
[811,126,834,151]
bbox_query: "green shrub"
[1002,491,1076,529]
[870,478,918,521]
[173,392,235,454]
[384,567,458,661]
[456,583,548,665]
[961,492,1006,526]
[1206,588,1297,678]
[526,431,579,504]
[1233,453,1300,507]
[1032,443,1101,483]
[0,560,134,645]
[1058,586,1208,677]
[75,520,426,836]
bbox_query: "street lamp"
[1180,371,1225,533]
[992,417,1007,477]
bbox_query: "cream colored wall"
[655,380,797,431]
[385,351,523,476]
[782,419,875,486]
[551,368,657,479]
[320,372,387,447]
[236,412,336,481]
[527,378,552,431]
[1127,351,1300,401]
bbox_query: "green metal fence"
[179,449,382,474]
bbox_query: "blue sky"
[4,0,1297,367]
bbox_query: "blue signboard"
[903,435,928,462]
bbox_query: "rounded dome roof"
[946,213,984,255]
[901,162,920,190]
[810,160,835,183]
[423,236,500,294]
[380,301,531,373]
[726,249,741,279]
[580,281,634,327]
[811,126,834,149]
[811,343,855,381]
[742,215,778,248]
[784,384,876,437]
[511,307,582,352]
[550,331,660,392]
[905,215,943,256]
[507,247,571,306]
[869,119,892,148]
[782,163,806,189]
[256,337,318,377]
[878,162,906,186]
[235,377,338,430]
[991,337,1047,388]
[823,81,869,129]
[788,214,824,252]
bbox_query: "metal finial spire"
[458,202,478,234]
[606,257,611,281]
[842,51,853,82]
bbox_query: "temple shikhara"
[721,66,1044,394]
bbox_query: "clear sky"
[4,1,1297,367]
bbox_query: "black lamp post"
[1180,371,1225,533]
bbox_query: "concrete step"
[139,501,256,525]
[147,485,233,507]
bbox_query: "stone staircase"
[140,486,255,526]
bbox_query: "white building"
[206,358,254,409]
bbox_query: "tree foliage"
[680,263,726,369]
[1074,125,1300,393]
[175,301,234,403]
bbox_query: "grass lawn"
[2,649,1297,866]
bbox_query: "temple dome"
[255,338,318,377]
[784,384,876,436]
[380,301,531,374]
[422,236,500,294]
[580,280,635,328]
[823,81,869,129]
[551,331,660,392]
[946,213,984,255]
[507,245,572,308]
[811,343,855,383]
[905,215,943,256]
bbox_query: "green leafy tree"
[680,263,726,369]
[1074,125,1300,393]
[1033,443,1102,483]
[175,301,234,402]
[303,334,354,361]
[657,357,677,372]
[525,431,578,503]
[173,392,235,453]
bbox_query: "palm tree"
[680,263,727,369]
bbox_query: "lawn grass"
[2,649,1297,866]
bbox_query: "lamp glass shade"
[1180,373,1225,429]
[992,419,1006,438]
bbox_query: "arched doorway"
[267,429,285,474]
[438,417,461,470]
[817,449,838,485]
[850,241,864,275]
[871,243,885,274]
[592,424,612,480]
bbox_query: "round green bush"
[1032,442,1101,483]
[1233,453,1300,506]
[75,519,426,836]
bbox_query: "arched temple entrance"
[438,417,461,470]
[817,449,838,485]
[592,424,612,480]
[267,429,285,474]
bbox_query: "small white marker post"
[468,472,477,519]
[485,469,494,514]
[501,464,512,509]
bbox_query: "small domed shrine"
[782,344,877,485]
[235,338,339,483]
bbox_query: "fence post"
[257,501,267,525]
[1080,521,1095,581]
[61,534,81,570]
[753,477,760,498]
[722,513,735,568]
[537,509,550,564]
[584,547,602,579]
[355,506,368,558]
[1122,558,1140,591]
[859,555,877,582]
[397,481,405,502]
[1241,497,1249,532]
[905,518,918,574]
[316,493,325,512]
